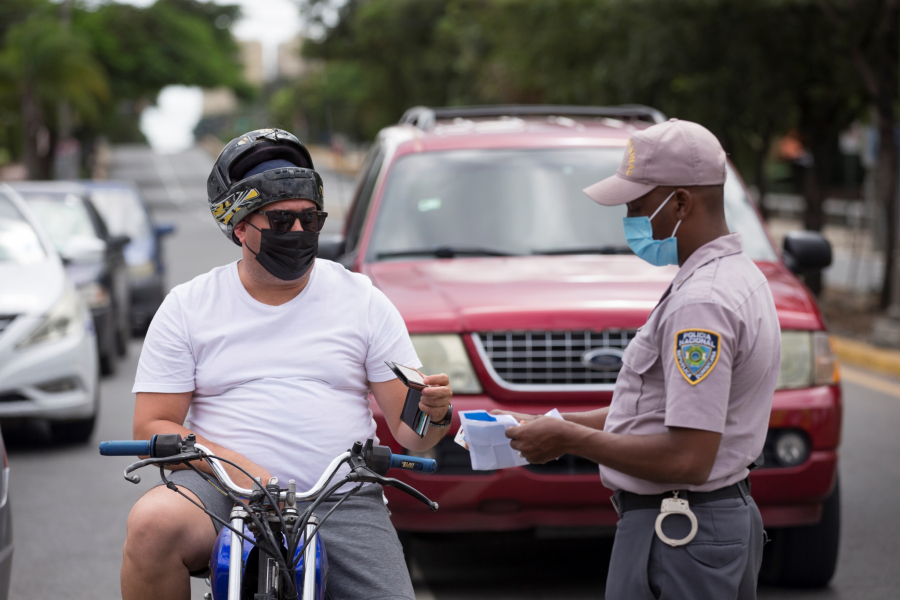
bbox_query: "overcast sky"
[120,0,304,152]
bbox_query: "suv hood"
[364,255,821,333]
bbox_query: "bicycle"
[100,434,438,600]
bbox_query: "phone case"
[386,361,431,437]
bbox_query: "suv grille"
[408,439,598,476]
[475,330,637,387]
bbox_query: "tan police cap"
[583,118,727,206]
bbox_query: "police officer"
[502,119,779,599]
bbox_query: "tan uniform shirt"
[601,233,780,494]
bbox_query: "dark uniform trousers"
[605,492,765,599]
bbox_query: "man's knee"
[124,486,215,567]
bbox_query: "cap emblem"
[626,140,637,176]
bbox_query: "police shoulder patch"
[674,329,721,385]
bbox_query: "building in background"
[277,35,308,80]
[239,40,265,87]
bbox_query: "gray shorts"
[156,471,414,600]
[605,493,765,600]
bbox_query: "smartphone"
[386,361,428,391]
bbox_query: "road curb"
[832,336,900,377]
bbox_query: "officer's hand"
[419,372,452,421]
[506,417,572,464]
[490,409,540,424]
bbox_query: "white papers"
[457,409,564,471]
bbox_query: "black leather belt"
[613,478,751,515]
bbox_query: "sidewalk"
[833,336,900,378]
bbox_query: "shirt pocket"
[613,340,661,416]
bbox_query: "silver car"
[0,185,100,443]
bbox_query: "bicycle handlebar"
[100,436,438,507]
[389,453,436,473]
[99,440,151,456]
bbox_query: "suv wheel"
[760,479,841,587]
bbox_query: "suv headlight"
[17,286,85,350]
[777,330,839,390]
[410,334,482,394]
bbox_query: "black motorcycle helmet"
[207,128,324,245]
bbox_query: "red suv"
[319,105,841,587]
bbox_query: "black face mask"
[246,222,317,281]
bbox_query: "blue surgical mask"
[623,191,681,266]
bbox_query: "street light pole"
[872,3,900,346]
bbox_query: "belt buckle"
[610,493,620,516]
[654,491,698,547]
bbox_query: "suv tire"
[760,478,840,587]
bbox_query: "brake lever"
[123,451,202,484]
[348,465,438,512]
[380,476,439,512]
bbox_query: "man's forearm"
[562,407,610,431]
[564,424,718,486]
[136,419,270,489]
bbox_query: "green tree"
[0,14,108,178]
[73,0,248,143]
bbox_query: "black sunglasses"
[256,210,328,234]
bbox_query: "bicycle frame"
[209,508,326,600]
[100,435,438,600]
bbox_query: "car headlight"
[777,330,839,390]
[410,334,482,394]
[17,286,85,350]
[78,281,111,309]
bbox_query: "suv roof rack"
[399,104,667,130]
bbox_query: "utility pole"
[872,3,900,346]
[53,0,79,181]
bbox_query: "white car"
[0,184,99,443]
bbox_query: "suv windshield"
[19,192,99,254]
[0,195,46,265]
[368,148,776,261]
[89,188,151,241]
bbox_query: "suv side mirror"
[317,234,346,261]
[61,235,107,264]
[782,231,832,274]
[109,234,131,252]
[155,223,176,237]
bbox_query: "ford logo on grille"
[581,348,625,372]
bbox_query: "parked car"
[9,182,130,376]
[0,427,11,599]
[80,180,174,334]
[319,105,841,587]
[0,185,100,443]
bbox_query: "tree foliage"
[0,0,247,174]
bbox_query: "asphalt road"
[4,145,900,599]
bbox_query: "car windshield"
[19,192,100,253]
[368,148,777,261]
[0,195,46,265]
[88,188,151,240]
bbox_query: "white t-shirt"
[133,259,421,491]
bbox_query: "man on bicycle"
[121,128,453,600]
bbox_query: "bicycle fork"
[301,514,319,599]
[225,507,320,600]
[228,507,246,600]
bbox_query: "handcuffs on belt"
[654,490,698,547]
